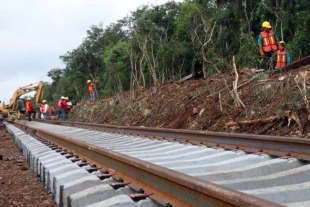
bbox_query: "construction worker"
[56,96,66,120]
[87,80,96,100]
[42,100,49,120]
[258,21,280,71]
[25,97,34,122]
[64,97,70,119]
[61,96,68,120]
[39,104,44,119]
[275,41,291,70]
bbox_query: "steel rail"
[271,55,310,74]
[38,119,310,160]
[14,121,283,207]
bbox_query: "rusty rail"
[13,121,284,207]
[37,119,310,160]
[271,55,310,74]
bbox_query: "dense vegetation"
[44,0,310,104]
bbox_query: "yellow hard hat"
[87,80,91,83]
[42,100,46,103]
[27,97,31,100]
[279,41,285,45]
[65,97,69,100]
[262,21,271,28]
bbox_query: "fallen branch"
[225,116,279,127]
[225,110,304,133]
[219,92,223,112]
[206,73,259,99]
[285,110,304,133]
[258,121,279,135]
[232,55,245,109]
[222,78,234,100]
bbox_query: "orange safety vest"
[88,82,95,93]
[260,30,278,52]
[276,50,287,68]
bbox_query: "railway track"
[4,120,310,207]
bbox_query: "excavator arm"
[34,81,44,104]
[1,81,44,121]
[9,81,44,111]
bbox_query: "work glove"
[259,50,265,57]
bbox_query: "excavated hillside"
[68,65,310,139]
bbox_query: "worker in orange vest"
[258,21,280,71]
[87,80,96,100]
[25,97,34,122]
[275,41,291,70]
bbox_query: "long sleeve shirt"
[43,103,49,113]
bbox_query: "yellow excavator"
[0,81,44,121]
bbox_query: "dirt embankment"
[68,66,310,139]
[0,124,56,207]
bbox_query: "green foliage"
[46,0,310,102]
[47,68,63,81]
[276,109,285,117]
[256,73,267,80]
[42,83,53,103]
[291,11,310,58]
[236,33,258,68]
[101,41,131,97]
[251,106,262,116]
[288,91,302,104]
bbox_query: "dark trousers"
[27,111,35,121]
[263,50,277,71]
[56,109,66,120]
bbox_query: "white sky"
[0,0,182,103]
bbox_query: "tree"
[45,0,310,103]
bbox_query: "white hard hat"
[61,96,65,99]
[280,41,285,45]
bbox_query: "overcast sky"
[0,0,182,103]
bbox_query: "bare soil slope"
[69,66,310,139]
